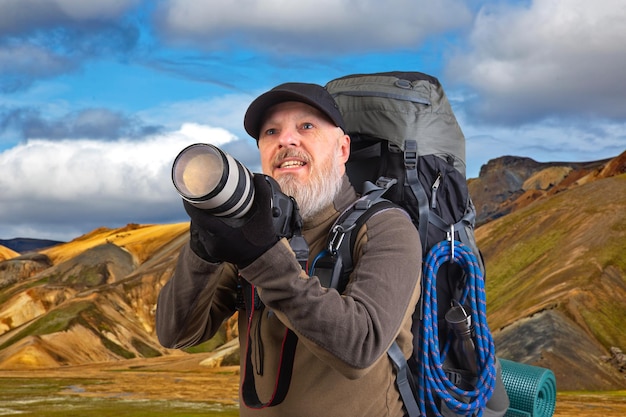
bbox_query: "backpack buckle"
[388,142,402,153]
[375,176,398,190]
[404,140,417,170]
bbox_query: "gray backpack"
[324,72,510,417]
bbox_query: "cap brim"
[244,84,344,140]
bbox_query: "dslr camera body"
[172,143,300,240]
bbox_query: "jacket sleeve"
[239,207,422,379]
[155,242,239,349]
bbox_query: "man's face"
[257,101,349,181]
[257,101,350,219]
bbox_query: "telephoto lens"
[172,143,255,218]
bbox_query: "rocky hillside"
[470,150,626,390]
[0,151,624,391]
[0,223,192,368]
[469,151,625,225]
[478,172,626,390]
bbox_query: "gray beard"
[276,155,343,221]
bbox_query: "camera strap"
[240,231,308,409]
[240,281,298,409]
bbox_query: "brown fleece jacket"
[156,175,422,417]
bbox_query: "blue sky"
[1,0,625,242]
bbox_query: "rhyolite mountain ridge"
[0,151,624,391]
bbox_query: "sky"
[1,0,625,242]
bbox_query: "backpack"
[238,71,510,416]
[324,71,509,417]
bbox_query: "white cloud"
[0,123,238,240]
[446,0,626,123]
[135,93,264,172]
[155,0,472,52]
[54,0,140,19]
[0,0,139,32]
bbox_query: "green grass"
[0,377,239,417]
[558,390,626,398]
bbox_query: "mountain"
[468,151,625,225]
[0,238,64,253]
[477,172,626,390]
[0,152,624,391]
[0,223,192,367]
[469,150,626,389]
[0,245,19,261]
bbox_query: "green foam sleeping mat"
[500,358,557,417]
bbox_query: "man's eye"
[264,128,277,135]
[301,123,314,130]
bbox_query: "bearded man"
[156,83,422,417]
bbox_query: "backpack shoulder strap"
[327,179,421,417]
[326,178,397,292]
[388,342,420,417]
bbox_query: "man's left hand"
[183,175,281,267]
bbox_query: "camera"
[172,143,299,238]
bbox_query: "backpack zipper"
[430,173,442,209]
[332,89,431,105]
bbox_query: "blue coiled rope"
[418,240,497,416]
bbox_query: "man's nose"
[277,128,300,147]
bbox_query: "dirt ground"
[1,353,625,416]
[553,392,626,417]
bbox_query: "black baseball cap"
[244,82,345,140]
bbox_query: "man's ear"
[338,131,350,164]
